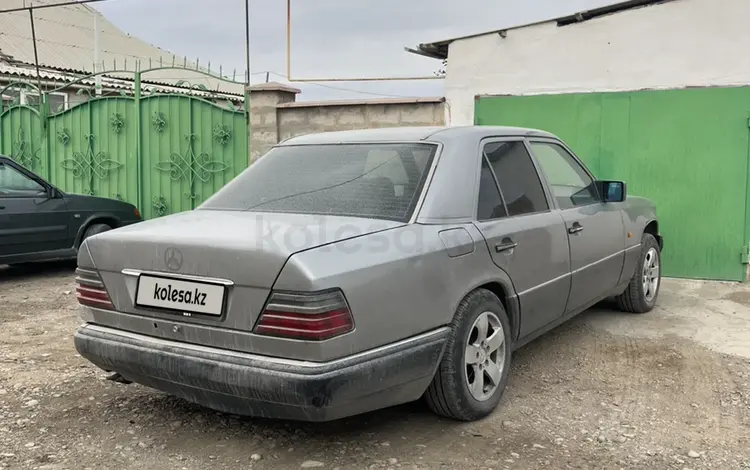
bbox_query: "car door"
[473,139,572,338]
[527,139,626,314]
[0,159,71,258]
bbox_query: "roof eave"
[404,43,449,61]
[406,0,678,61]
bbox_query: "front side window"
[483,141,549,217]
[530,142,599,210]
[0,162,46,197]
[200,143,437,222]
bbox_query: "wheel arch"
[460,277,520,345]
[643,219,663,251]
[74,214,120,248]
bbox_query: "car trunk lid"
[81,209,403,335]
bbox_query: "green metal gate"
[475,86,750,281]
[0,67,248,220]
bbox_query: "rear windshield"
[200,143,438,222]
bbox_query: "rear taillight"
[254,290,354,341]
[75,267,113,310]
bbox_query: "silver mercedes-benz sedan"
[73,126,663,422]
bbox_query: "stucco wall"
[247,83,445,161]
[444,0,750,125]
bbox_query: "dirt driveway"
[0,262,748,470]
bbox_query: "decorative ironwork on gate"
[60,134,123,195]
[0,64,249,219]
[12,128,40,170]
[154,133,231,201]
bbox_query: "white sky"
[96,0,619,101]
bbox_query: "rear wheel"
[424,289,512,421]
[82,223,112,244]
[616,233,661,313]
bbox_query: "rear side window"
[483,141,549,216]
[477,157,507,220]
[200,143,437,222]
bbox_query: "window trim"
[201,141,443,224]
[476,153,509,222]
[0,190,47,199]
[21,91,69,111]
[526,137,603,209]
[474,137,552,222]
[0,158,50,199]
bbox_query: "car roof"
[278,125,557,145]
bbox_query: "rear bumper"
[74,324,449,422]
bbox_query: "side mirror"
[598,180,626,203]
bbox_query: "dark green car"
[0,155,142,266]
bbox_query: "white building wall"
[444,0,750,125]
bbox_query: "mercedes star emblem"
[164,247,183,271]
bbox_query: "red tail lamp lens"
[255,290,354,341]
[75,267,113,310]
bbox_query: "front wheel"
[424,289,512,421]
[616,233,661,313]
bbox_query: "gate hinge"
[742,243,750,264]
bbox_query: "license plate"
[135,275,226,316]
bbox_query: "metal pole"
[286,0,291,80]
[94,12,101,95]
[283,0,440,83]
[28,8,43,95]
[244,0,251,165]
[287,76,445,82]
[244,0,251,85]
[134,70,142,211]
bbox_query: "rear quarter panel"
[273,223,518,360]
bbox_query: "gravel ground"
[0,261,749,470]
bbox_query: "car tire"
[424,288,512,421]
[82,223,112,243]
[616,233,661,313]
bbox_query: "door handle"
[0,206,5,210]
[568,222,584,234]
[495,238,518,253]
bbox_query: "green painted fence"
[475,86,750,281]
[1,68,248,219]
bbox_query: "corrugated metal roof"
[0,62,245,102]
[0,0,245,95]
